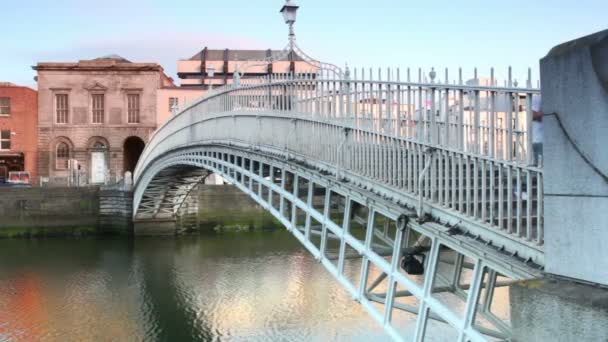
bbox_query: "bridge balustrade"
[136,70,543,261]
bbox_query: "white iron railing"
[138,67,543,252]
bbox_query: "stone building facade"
[0,82,38,183]
[34,55,173,185]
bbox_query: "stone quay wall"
[0,187,100,237]
[0,184,280,237]
[98,189,133,234]
[196,184,281,231]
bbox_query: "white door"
[91,152,106,184]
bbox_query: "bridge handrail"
[150,73,539,164]
[141,72,542,174]
[136,71,544,252]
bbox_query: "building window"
[169,97,178,112]
[56,142,69,170]
[0,97,10,115]
[92,94,104,124]
[56,94,69,124]
[127,94,140,123]
[0,130,10,150]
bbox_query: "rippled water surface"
[0,232,397,341]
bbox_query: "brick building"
[34,55,174,185]
[0,82,38,184]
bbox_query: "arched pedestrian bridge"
[133,70,543,341]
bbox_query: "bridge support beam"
[541,29,608,286]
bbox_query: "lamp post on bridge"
[233,0,343,82]
[280,0,299,50]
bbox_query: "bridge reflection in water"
[0,236,416,341]
[133,68,543,341]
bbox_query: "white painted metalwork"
[134,62,543,342]
[132,1,544,339]
[136,66,543,257]
[135,145,540,341]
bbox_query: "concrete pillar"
[510,278,608,341]
[541,29,608,285]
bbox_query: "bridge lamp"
[280,0,299,46]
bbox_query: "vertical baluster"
[445,68,450,148]
[516,168,522,236]
[417,68,423,142]
[333,73,338,120]
[310,71,315,115]
[428,150,434,200]
[506,87,513,162]
[498,165,504,229]
[396,68,401,137]
[406,68,412,139]
[507,167,513,233]
[537,171,543,244]
[430,70,436,146]
[526,169,532,240]
[407,141,412,192]
[490,68,496,159]
[444,151,449,207]
[451,153,456,209]
[489,161,495,226]
[377,68,383,134]
[412,141,418,193]
[437,150,443,204]
[465,156,471,215]
[354,68,359,128]
[474,89,480,155]
[481,159,487,222]
[526,90,534,165]
[387,68,393,135]
[458,68,464,152]
[473,158,479,218]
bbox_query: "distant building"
[177,47,316,88]
[34,55,174,185]
[0,83,38,184]
[156,86,205,128]
[154,47,318,126]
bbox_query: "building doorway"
[0,154,24,183]
[123,136,145,175]
[90,141,107,184]
[0,165,7,183]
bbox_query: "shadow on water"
[134,238,214,341]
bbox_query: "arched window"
[56,142,69,170]
[93,141,106,149]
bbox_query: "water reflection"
[0,233,391,341]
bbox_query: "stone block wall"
[99,189,133,234]
[0,187,99,236]
[196,184,280,231]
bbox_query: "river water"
[0,231,399,341]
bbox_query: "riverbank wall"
[195,184,281,232]
[0,187,100,237]
[0,184,280,238]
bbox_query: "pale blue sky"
[2,0,607,88]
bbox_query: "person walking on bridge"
[532,94,543,166]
